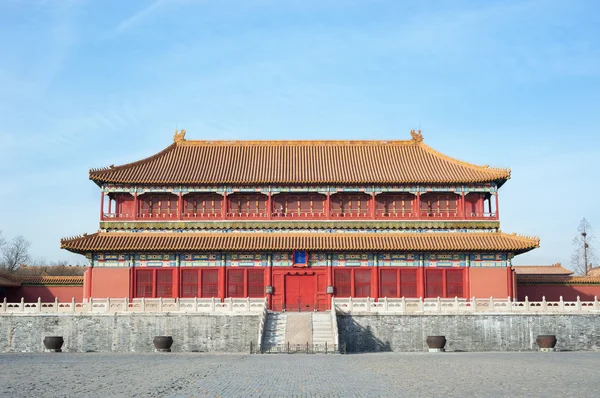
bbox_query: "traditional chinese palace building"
[61,130,539,310]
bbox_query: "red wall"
[468,268,511,299]
[517,284,600,301]
[7,285,83,302]
[91,268,131,298]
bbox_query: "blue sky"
[0,0,598,267]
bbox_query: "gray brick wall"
[337,314,600,352]
[0,313,259,353]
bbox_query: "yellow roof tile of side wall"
[89,132,511,185]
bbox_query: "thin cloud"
[111,0,167,36]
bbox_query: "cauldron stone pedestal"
[43,336,64,353]
[426,336,446,352]
[536,335,557,352]
[153,336,174,352]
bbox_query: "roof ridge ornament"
[410,129,423,144]
[174,129,186,144]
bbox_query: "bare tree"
[0,230,6,250]
[0,235,31,273]
[571,218,598,275]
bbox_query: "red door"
[285,275,316,311]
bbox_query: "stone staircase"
[312,312,336,349]
[261,312,287,350]
[260,311,338,353]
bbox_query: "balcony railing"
[271,211,326,219]
[0,297,267,314]
[226,212,269,219]
[375,210,415,219]
[102,210,498,222]
[330,211,371,219]
[181,212,222,219]
[333,296,600,314]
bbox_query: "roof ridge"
[89,143,177,181]
[418,142,511,179]
[64,231,538,239]
[179,139,417,147]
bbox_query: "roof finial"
[410,129,423,143]
[174,129,186,143]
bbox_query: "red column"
[419,265,425,298]
[267,192,272,220]
[107,194,112,215]
[373,255,379,299]
[415,192,421,219]
[178,192,183,220]
[222,193,228,219]
[133,192,138,220]
[507,266,513,299]
[463,192,468,218]
[370,192,376,219]
[266,256,273,308]
[129,266,134,301]
[495,192,500,219]
[327,255,333,305]
[325,192,331,219]
[87,265,93,299]
[219,259,226,301]
[465,266,470,299]
[100,191,105,221]
[173,266,180,298]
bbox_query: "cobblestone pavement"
[1,352,599,397]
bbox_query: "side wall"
[0,313,259,353]
[337,314,600,352]
[469,268,511,298]
[517,284,600,301]
[7,286,83,302]
[91,268,131,298]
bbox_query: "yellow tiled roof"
[513,263,573,275]
[89,132,510,185]
[61,231,538,254]
[17,276,84,286]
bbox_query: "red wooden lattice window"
[156,269,173,298]
[181,269,198,298]
[184,194,222,215]
[420,194,458,214]
[273,194,325,215]
[201,269,219,298]
[247,269,265,298]
[399,269,418,298]
[425,268,464,298]
[426,269,444,298]
[331,193,371,215]
[140,194,178,215]
[446,269,464,297]
[376,194,414,216]
[380,269,398,297]
[354,269,372,298]
[227,269,245,297]
[334,269,352,297]
[228,193,267,214]
[135,270,153,298]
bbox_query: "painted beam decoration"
[180,253,223,267]
[378,253,421,267]
[331,253,374,267]
[134,254,177,267]
[225,253,268,267]
[470,253,509,267]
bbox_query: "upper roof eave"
[88,133,511,186]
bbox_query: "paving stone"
[1,352,599,397]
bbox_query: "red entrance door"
[285,275,316,311]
